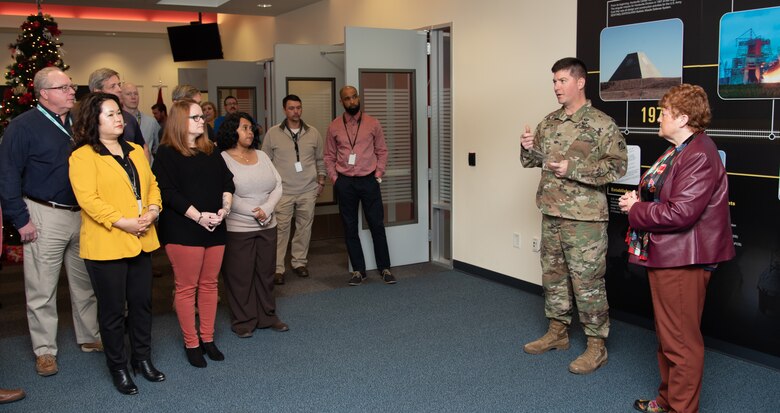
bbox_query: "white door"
[345,27,429,269]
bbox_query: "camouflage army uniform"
[521,100,627,338]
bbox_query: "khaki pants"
[274,190,318,274]
[23,200,100,356]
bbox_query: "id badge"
[294,161,303,172]
[348,153,357,165]
[137,199,143,216]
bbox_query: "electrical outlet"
[513,233,521,248]
[531,237,541,252]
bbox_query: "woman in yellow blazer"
[69,93,164,396]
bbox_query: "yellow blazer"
[69,142,162,260]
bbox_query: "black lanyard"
[342,114,362,153]
[290,128,300,162]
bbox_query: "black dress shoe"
[185,346,207,368]
[293,266,309,277]
[200,340,225,361]
[131,359,166,382]
[110,369,139,395]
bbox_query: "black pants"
[85,253,153,371]
[334,174,391,272]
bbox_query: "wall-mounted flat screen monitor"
[167,23,224,62]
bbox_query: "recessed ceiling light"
[257,3,272,7]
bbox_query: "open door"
[345,27,429,269]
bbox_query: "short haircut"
[551,57,587,80]
[160,99,214,156]
[339,85,358,99]
[216,112,259,152]
[171,84,200,102]
[282,94,301,108]
[659,83,711,132]
[201,101,217,114]
[33,67,63,99]
[88,67,119,92]
[151,103,167,114]
[223,95,237,105]
[73,92,122,151]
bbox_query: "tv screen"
[167,23,224,62]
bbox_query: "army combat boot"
[568,337,608,374]
[523,320,570,354]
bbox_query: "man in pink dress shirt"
[324,86,396,286]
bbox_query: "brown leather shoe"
[293,266,309,277]
[0,388,25,404]
[80,341,104,353]
[233,328,253,338]
[271,321,289,332]
[274,273,285,285]
[36,354,58,377]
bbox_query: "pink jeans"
[165,244,225,348]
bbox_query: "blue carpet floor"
[1,270,778,412]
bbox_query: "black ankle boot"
[185,345,207,368]
[200,340,225,361]
[131,359,166,382]
[110,369,139,395]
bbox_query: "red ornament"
[18,92,33,105]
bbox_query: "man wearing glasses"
[88,67,150,160]
[0,67,102,377]
[213,95,239,133]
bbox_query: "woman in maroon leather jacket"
[619,84,735,413]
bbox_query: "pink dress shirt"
[324,112,388,183]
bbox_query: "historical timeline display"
[578,0,780,363]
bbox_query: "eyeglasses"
[44,84,78,93]
[189,114,206,122]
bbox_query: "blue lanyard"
[36,105,73,144]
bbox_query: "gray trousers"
[23,200,100,356]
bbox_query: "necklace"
[231,149,254,164]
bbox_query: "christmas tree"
[0,12,68,137]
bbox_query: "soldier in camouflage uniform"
[520,57,627,375]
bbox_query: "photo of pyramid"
[600,51,681,100]
[599,19,683,101]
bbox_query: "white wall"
[0,30,206,112]
[263,0,578,284]
[0,0,578,285]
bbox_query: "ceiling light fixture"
[257,4,272,8]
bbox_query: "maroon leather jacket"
[628,133,735,268]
